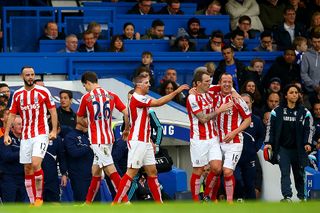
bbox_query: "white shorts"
[220,143,243,170]
[91,144,114,168]
[127,140,156,169]
[20,134,49,164]
[190,136,222,167]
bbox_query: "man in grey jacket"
[301,31,320,105]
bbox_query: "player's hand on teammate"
[176,84,190,93]
[4,134,12,146]
[122,129,129,141]
[217,101,234,114]
[49,131,57,140]
[223,130,237,143]
[188,87,198,95]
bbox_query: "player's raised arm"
[150,84,189,107]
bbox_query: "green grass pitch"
[1,201,319,213]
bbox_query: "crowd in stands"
[0,0,320,204]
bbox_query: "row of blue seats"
[0,52,282,82]
[39,39,261,52]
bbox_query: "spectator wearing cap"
[268,77,282,94]
[262,48,300,90]
[186,17,207,39]
[171,28,196,52]
[157,0,184,15]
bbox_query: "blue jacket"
[63,129,93,180]
[0,132,24,175]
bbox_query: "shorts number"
[232,153,239,163]
[40,142,47,152]
[93,100,111,120]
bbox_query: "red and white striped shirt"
[128,92,152,143]
[9,85,55,140]
[187,93,217,140]
[214,93,251,143]
[77,87,126,145]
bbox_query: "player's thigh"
[190,139,210,167]
[91,144,114,168]
[32,134,49,159]
[127,141,148,169]
[221,143,243,171]
[142,142,156,167]
[208,136,222,161]
[20,138,34,164]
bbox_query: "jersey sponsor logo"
[191,102,198,110]
[20,103,40,111]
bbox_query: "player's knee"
[223,168,233,177]
[212,167,222,175]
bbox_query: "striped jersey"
[9,85,55,140]
[77,87,126,145]
[128,92,152,143]
[214,93,251,143]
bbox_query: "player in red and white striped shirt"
[4,66,58,206]
[77,71,130,204]
[214,73,251,202]
[186,69,233,202]
[113,73,189,204]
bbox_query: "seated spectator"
[157,0,184,15]
[159,80,185,106]
[141,19,167,40]
[122,22,140,40]
[127,0,155,15]
[195,0,222,15]
[293,36,308,65]
[140,51,155,80]
[273,5,306,51]
[171,28,196,52]
[202,30,224,52]
[39,21,65,40]
[262,47,300,90]
[236,16,261,39]
[87,21,105,40]
[228,29,248,52]
[253,31,277,52]
[78,30,102,52]
[58,34,78,53]
[225,0,264,32]
[108,35,125,52]
[186,17,207,39]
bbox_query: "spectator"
[195,0,222,15]
[0,116,28,203]
[78,30,102,52]
[263,92,281,113]
[57,90,76,131]
[108,35,125,52]
[141,19,167,40]
[293,36,308,65]
[127,0,155,15]
[159,80,185,106]
[228,29,248,52]
[202,30,224,52]
[171,28,196,52]
[38,21,65,40]
[34,79,45,87]
[140,51,155,81]
[259,0,286,32]
[264,84,313,202]
[268,77,282,94]
[253,31,277,52]
[273,5,306,51]
[122,22,140,40]
[157,0,184,15]
[58,34,78,53]
[213,45,246,91]
[245,58,265,90]
[263,111,271,127]
[87,21,104,40]
[313,102,320,126]
[287,0,308,28]
[0,83,11,107]
[204,62,216,83]
[262,48,300,90]
[240,80,262,109]
[307,12,320,38]
[236,16,261,39]
[225,0,263,32]
[300,30,320,103]
[307,0,320,29]
[186,17,207,39]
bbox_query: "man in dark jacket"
[127,0,155,15]
[157,0,184,15]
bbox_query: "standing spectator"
[122,22,140,40]
[228,29,248,52]
[195,0,222,15]
[240,80,263,115]
[139,51,155,88]
[57,90,76,134]
[78,30,102,52]
[253,31,277,52]
[225,0,263,32]
[108,35,125,52]
[214,73,252,202]
[77,72,130,204]
[300,31,320,105]
[245,58,265,88]
[4,66,58,206]
[127,0,155,15]
[259,0,286,32]
[38,21,65,41]
[287,0,308,28]
[141,19,167,40]
[187,69,233,202]
[293,36,308,65]
[213,45,247,91]
[58,34,78,53]
[113,73,189,203]
[186,17,207,39]
[157,0,184,15]
[264,84,313,201]
[203,30,224,52]
[273,6,306,51]
[0,116,28,203]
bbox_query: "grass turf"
[0,201,319,213]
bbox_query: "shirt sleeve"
[9,92,19,114]
[208,85,221,96]
[236,98,251,119]
[133,94,152,108]
[187,94,202,115]
[77,94,87,117]
[44,89,56,109]
[112,93,126,112]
